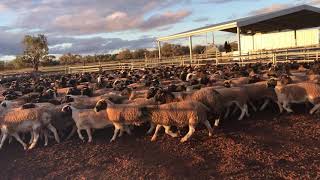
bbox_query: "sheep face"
[94,100,108,112]
[224,80,231,88]
[62,95,74,104]
[146,87,162,99]
[280,75,292,85]
[267,78,277,88]
[0,101,7,108]
[61,105,73,114]
[120,87,132,97]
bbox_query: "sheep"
[142,100,213,142]
[153,87,224,126]
[241,81,278,112]
[215,87,249,121]
[62,93,128,109]
[94,99,147,142]
[120,88,148,100]
[61,105,112,142]
[275,82,320,114]
[0,107,60,150]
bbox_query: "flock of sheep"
[0,62,320,150]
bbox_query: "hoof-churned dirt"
[0,108,319,179]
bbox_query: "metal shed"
[157,4,320,60]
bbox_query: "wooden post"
[157,41,161,60]
[237,27,242,65]
[189,36,193,63]
[294,30,297,47]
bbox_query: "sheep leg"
[0,133,8,150]
[77,129,85,141]
[146,123,155,135]
[43,130,48,147]
[47,123,60,143]
[259,99,270,111]
[29,132,34,145]
[66,125,77,140]
[110,123,121,142]
[249,101,257,112]
[151,125,162,142]
[277,101,284,113]
[180,125,195,143]
[124,125,132,135]
[12,133,27,150]
[214,119,220,127]
[118,129,124,137]
[231,105,239,116]
[309,103,320,115]
[28,131,40,150]
[245,104,250,117]
[238,106,245,120]
[283,101,293,113]
[224,106,230,119]
[85,128,92,143]
[164,126,178,138]
[8,136,13,144]
[202,120,213,137]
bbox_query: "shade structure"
[157,5,320,42]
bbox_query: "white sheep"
[275,82,320,114]
[0,107,60,150]
[61,105,112,142]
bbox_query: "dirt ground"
[0,106,319,180]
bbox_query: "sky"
[0,0,319,61]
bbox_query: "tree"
[193,45,206,54]
[117,49,132,60]
[132,49,147,59]
[41,55,58,66]
[22,34,49,71]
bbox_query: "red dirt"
[0,107,320,179]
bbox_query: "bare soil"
[0,106,319,180]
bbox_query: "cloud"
[139,10,191,30]
[0,0,190,57]
[48,36,156,55]
[308,0,320,5]
[249,3,292,15]
[4,0,189,35]
[0,27,156,56]
[193,17,209,23]
[199,0,259,4]
[0,4,7,12]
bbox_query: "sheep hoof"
[171,133,179,138]
[180,138,187,143]
[151,137,157,142]
[208,132,213,137]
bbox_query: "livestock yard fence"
[66,45,320,73]
[2,45,320,76]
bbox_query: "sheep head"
[61,104,73,115]
[280,74,292,85]
[267,78,278,88]
[223,80,231,88]
[94,99,109,112]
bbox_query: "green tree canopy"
[22,34,49,71]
